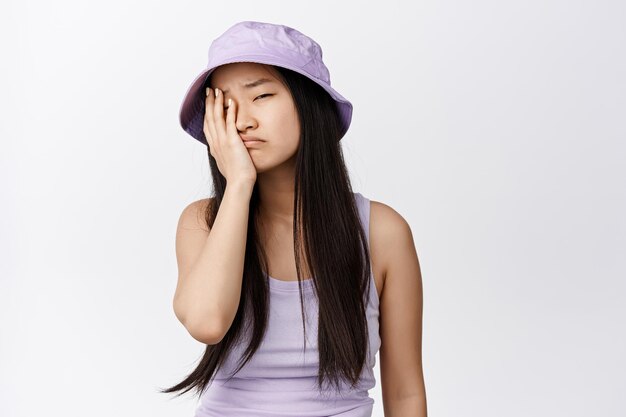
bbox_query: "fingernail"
[228,98,232,107]
[215,88,220,98]
[206,87,210,96]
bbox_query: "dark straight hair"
[159,65,373,399]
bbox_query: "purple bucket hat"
[179,20,353,146]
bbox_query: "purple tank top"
[193,192,381,417]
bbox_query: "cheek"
[259,128,299,168]
[272,135,299,159]
[255,100,300,164]
[276,103,300,141]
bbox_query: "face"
[209,62,301,174]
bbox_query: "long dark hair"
[159,65,373,399]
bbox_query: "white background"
[2,0,625,416]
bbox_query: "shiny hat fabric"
[179,20,353,146]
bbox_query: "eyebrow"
[221,78,276,94]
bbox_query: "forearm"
[174,181,254,342]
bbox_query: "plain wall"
[1,0,624,416]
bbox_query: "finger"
[225,98,238,138]
[202,92,211,144]
[204,87,218,148]
[213,88,227,141]
[203,110,214,154]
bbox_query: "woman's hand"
[203,87,257,187]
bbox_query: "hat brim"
[179,55,353,145]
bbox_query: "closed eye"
[224,94,273,110]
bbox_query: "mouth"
[242,140,265,147]
[240,135,265,142]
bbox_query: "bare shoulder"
[370,200,411,227]
[369,200,415,289]
[177,197,215,232]
[370,199,413,250]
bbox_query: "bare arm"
[172,181,254,344]
[371,201,427,417]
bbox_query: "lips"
[242,140,264,148]
[240,135,265,142]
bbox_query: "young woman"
[161,21,427,417]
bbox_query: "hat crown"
[207,21,330,85]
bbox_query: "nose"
[232,100,258,132]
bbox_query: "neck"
[255,159,298,224]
